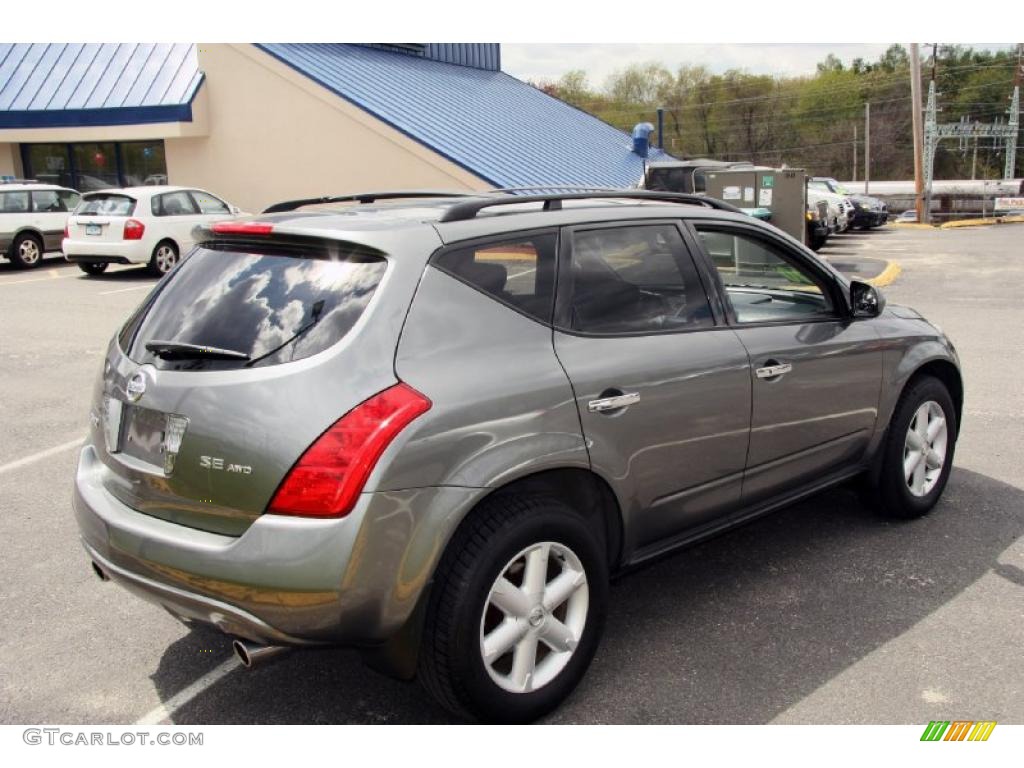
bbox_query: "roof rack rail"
[263,190,476,214]
[437,190,743,223]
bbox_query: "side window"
[434,233,557,324]
[152,191,199,217]
[190,191,231,215]
[31,190,64,213]
[0,191,30,214]
[567,224,713,335]
[695,227,836,324]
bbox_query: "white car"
[1,183,81,268]
[63,186,243,276]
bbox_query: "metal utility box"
[705,168,808,245]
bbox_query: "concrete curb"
[938,216,1024,229]
[865,260,902,288]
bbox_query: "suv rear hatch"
[94,231,410,535]
[69,192,138,242]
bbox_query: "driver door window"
[695,228,835,323]
[568,224,713,334]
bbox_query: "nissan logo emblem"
[126,371,147,402]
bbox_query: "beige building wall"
[0,143,22,178]
[165,44,491,213]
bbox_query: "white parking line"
[135,657,240,725]
[0,438,82,475]
[99,284,151,295]
[0,272,80,287]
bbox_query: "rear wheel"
[77,262,109,276]
[871,376,957,519]
[10,233,43,269]
[149,240,179,276]
[419,495,608,723]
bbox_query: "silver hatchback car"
[73,190,962,722]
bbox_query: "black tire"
[419,494,608,723]
[871,375,957,519]
[809,233,827,251]
[77,262,109,276]
[10,232,44,269]
[148,240,179,276]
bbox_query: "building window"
[21,141,167,191]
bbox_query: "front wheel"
[872,376,957,519]
[148,241,179,276]
[419,495,608,723]
[77,262,109,276]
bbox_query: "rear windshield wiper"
[145,340,251,361]
[245,300,326,368]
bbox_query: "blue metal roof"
[0,43,203,129]
[257,44,671,189]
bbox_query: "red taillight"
[63,223,69,239]
[212,222,274,235]
[123,219,145,240]
[268,383,431,518]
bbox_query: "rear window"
[120,245,387,371]
[77,194,136,216]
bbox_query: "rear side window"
[77,194,135,216]
[121,245,387,371]
[566,224,713,334]
[152,191,199,216]
[31,190,66,212]
[434,233,557,324]
[0,191,29,213]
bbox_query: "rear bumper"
[63,238,149,264]
[73,444,481,646]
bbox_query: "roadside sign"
[994,197,1024,212]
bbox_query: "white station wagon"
[63,185,243,276]
[0,182,81,268]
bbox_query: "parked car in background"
[63,186,244,276]
[0,182,80,268]
[807,187,848,234]
[74,190,962,723]
[810,177,888,229]
[806,200,830,251]
[896,210,919,223]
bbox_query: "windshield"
[120,245,387,371]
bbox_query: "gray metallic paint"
[72,200,963,660]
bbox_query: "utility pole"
[853,123,858,182]
[865,102,871,194]
[971,130,978,180]
[910,43,926,222]
[1007,43,1022,179]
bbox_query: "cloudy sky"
[502,44,1018,88]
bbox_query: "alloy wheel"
[19,239,41,265]
[903,400,948,497]
[479,541,589,694]
[155,245,177,274]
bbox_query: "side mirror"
[229,205,241,215]
[850,280,885,318]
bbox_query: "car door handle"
[588,392,640,413]
[755,362,793,379]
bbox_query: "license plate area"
[86,223,101,236]
[121,404,168,468]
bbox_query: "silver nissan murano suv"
[73,190,962,722]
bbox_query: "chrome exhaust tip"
[232,639,289,669]
[91,561,110,582]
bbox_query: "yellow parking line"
[866,260,902,288]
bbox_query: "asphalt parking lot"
[1,224,1021,725]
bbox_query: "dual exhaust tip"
[91,559,287,670]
